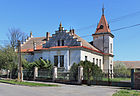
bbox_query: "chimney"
[71,29,75,35]
[27,36,29,40]
[30,31,33,38]
[46,32,50,41]
[70,29,75,35]
[33,41,36,50]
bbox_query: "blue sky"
[0,0,140,61]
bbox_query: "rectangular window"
[54,56,58,67]
[110,64,112,69]
[93,58,95,64]
[58,40,60,46]
[60,55,64,67]
[85,56,87,61]
[96,59,98,65]
[110,43,112,53]
[99,59,101,68]
[62,40,64,46]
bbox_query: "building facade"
[21,8,114,72]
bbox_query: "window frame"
[93,58,95,64]
[96,59,98,65]
[110,43,113,53]
[60,55,64,67]
[99,59,101,68]
[58,40,60,46]
[54,55,58,67]
[62,40,64,46]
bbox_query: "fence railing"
[57,71,70,80]
[16,67,132,85]
[23,70,34,80]
[38,69,53,79]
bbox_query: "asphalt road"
[0,82,120,96]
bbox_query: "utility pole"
[17,40,22,82]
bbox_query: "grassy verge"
[113,89,140,96]
[102,78,131,82]
[0,79,58,87]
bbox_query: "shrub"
[92,64,104,81]
[23,59,53,70]
[79,61,103,81]
[69,61,103,81]
[69,63,79,81]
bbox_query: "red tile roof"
[21,37,46,51]
[21,45,113,56]
[114,61,140,69]
[95,15,111,33]
[21,31,113,56]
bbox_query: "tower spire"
[102,4,105,15]
[59,22,64,31]
[59,22,62,28]
[94,5,111,34]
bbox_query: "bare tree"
[8,28,27,50]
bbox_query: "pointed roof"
[95,6,111,34]
[95,15,110,33]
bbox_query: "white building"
[21,8,114,72]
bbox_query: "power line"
[1,23,140,42]
[75,24,96,31]
[80,35,92,38]
[109,11,140,23]
[75,10,140,31]
[111,23,140,32]
[79,23,140,38]
[22,23,140,40]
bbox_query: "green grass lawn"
[102,77,131,82]
[0,79,58,87]
[113,89,140,96]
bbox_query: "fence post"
[7,70,10,79]
[53,66,57,82]
[21,67,23,81]
[131,69,135,89]
[34,67,38,80]
[78,66,83,84]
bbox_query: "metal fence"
[23,70,34,80]
[81,68,131,83]
[22,67,131,85]
[38,69,53,79]
[57,67,70,80]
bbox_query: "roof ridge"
[115,61,140,62]
[73,34,100,52]
[32,37,46,38]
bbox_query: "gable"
[45,31,81,48]
[21,37,46,52]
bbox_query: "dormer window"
[100,25,104,29]
[57,40,64,46]
[58,40,60,46]
[62,40,64,46]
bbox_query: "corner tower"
[92,6,114,76]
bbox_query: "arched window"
[100,25,104,29]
